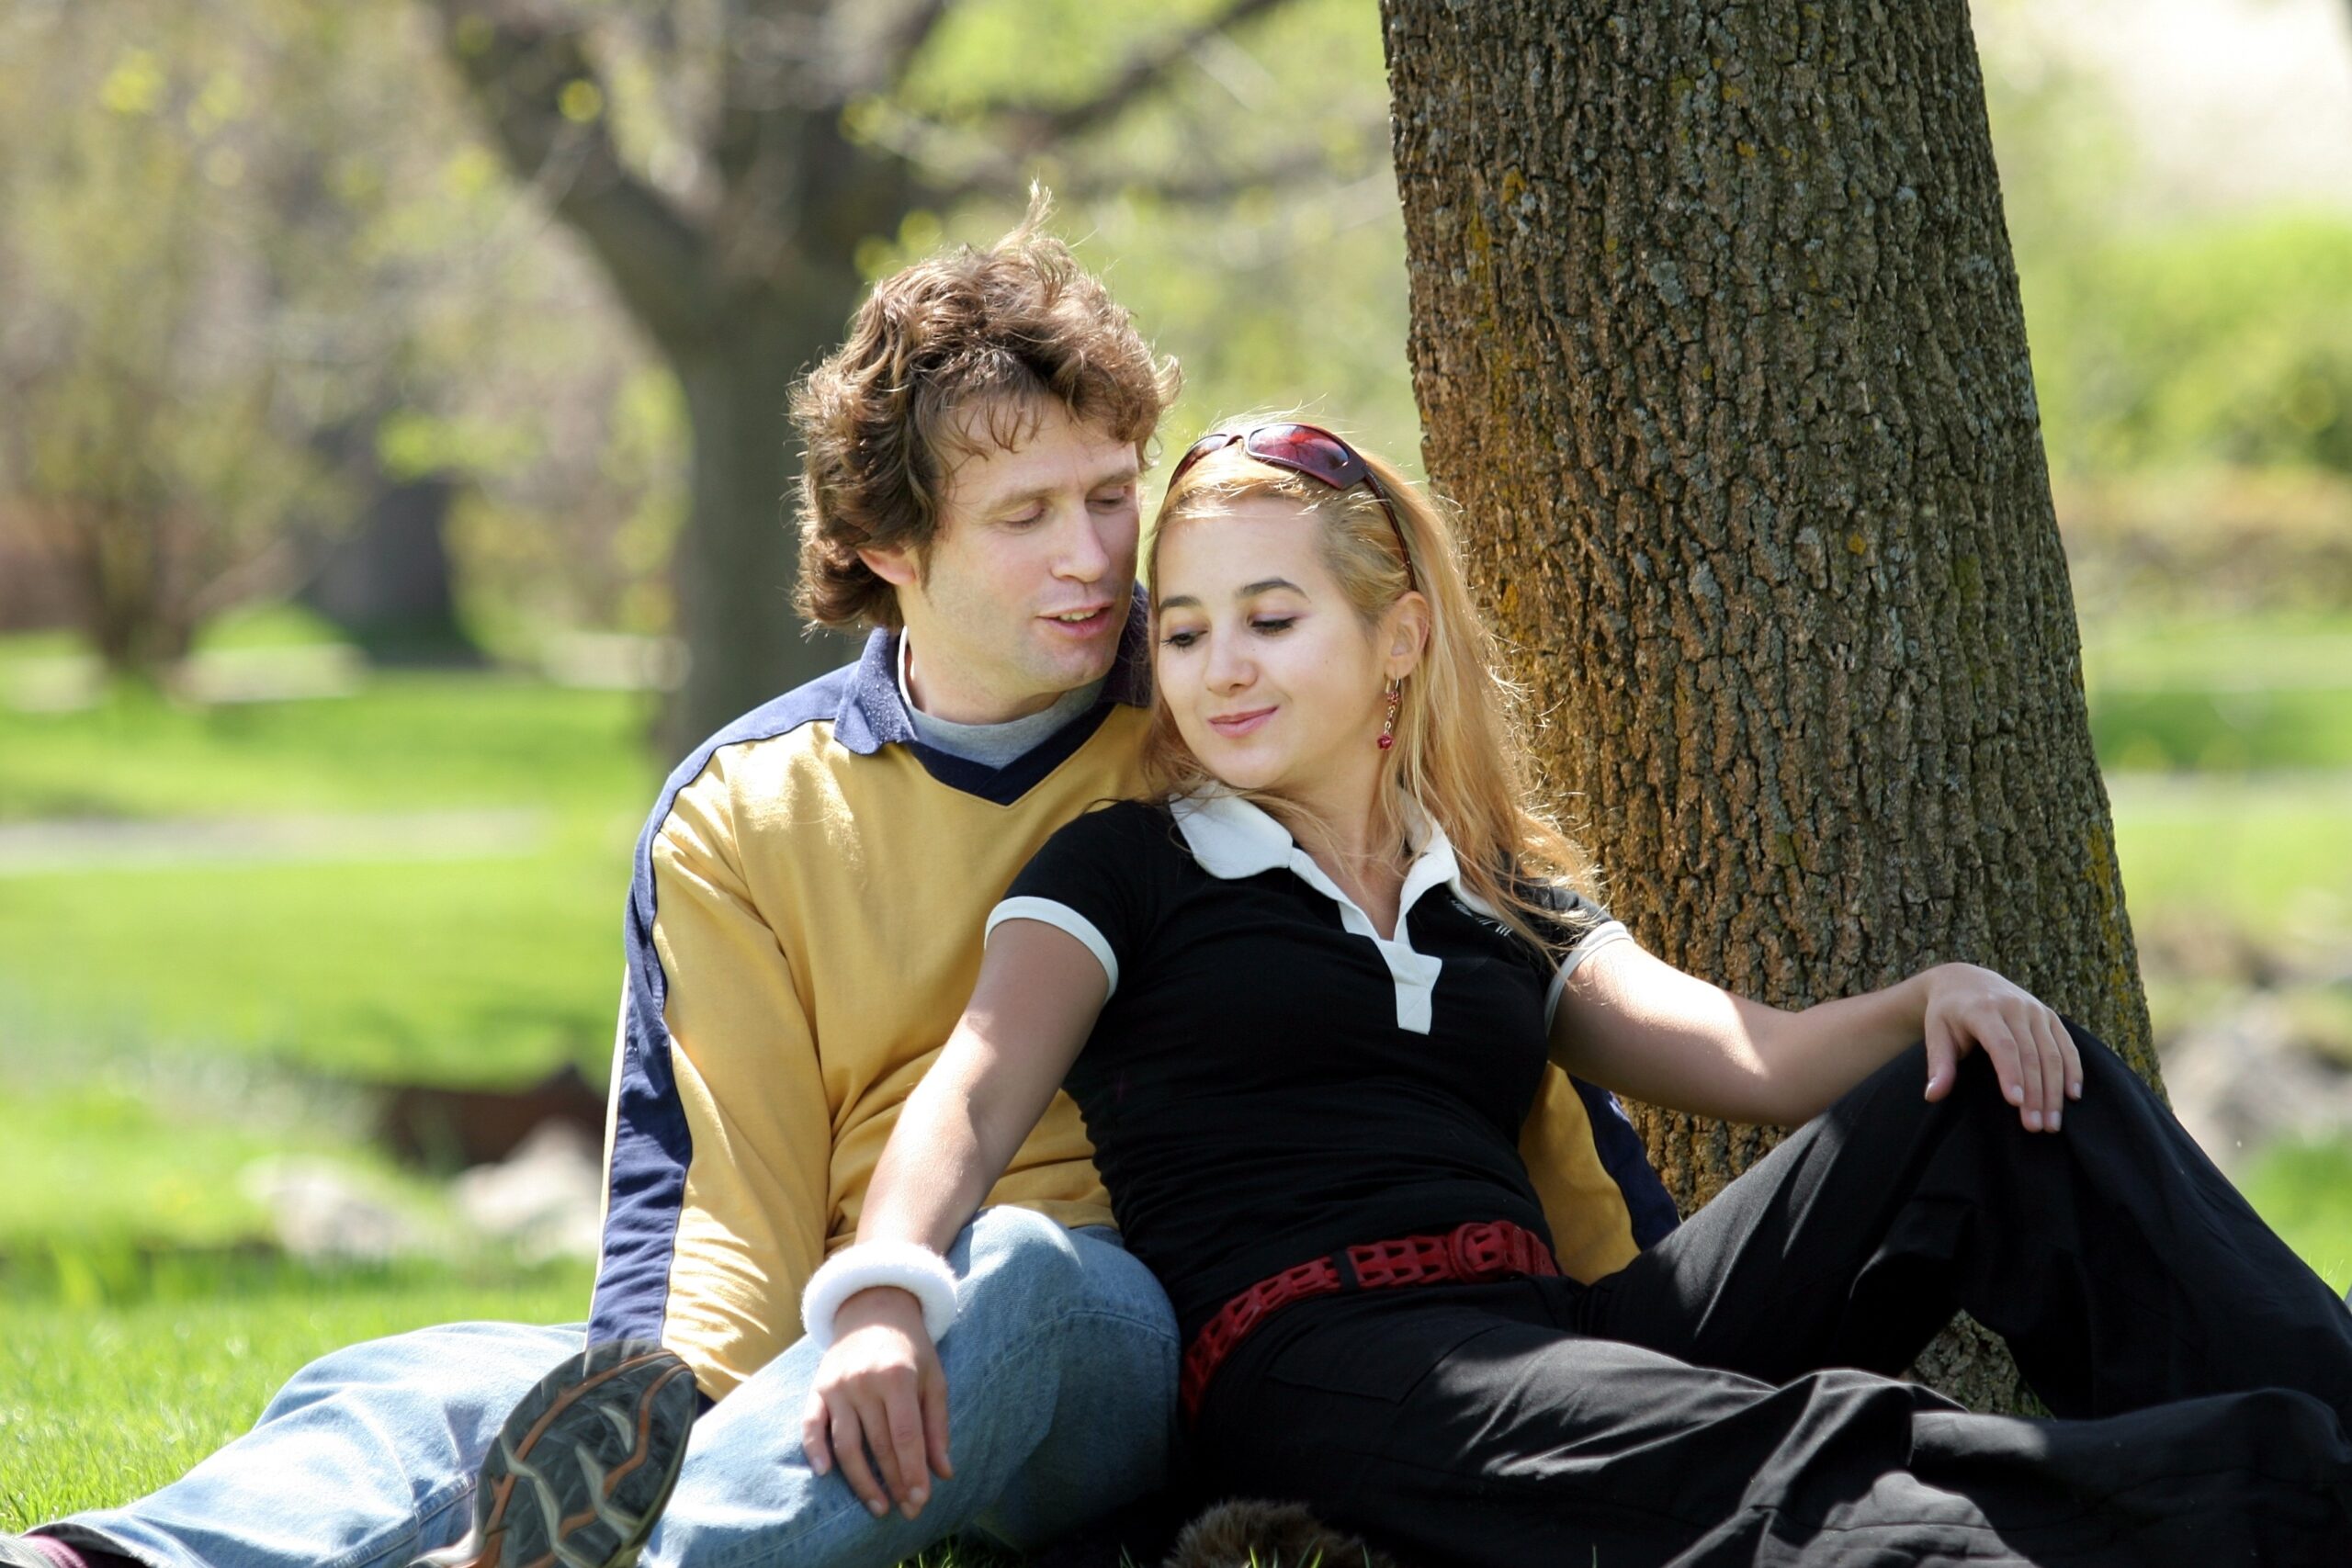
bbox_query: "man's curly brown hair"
[790,196,1181,631]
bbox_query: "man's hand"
[1920,963,2083,1132]
[803,1286,953,1520]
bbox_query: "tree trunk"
[1380,0,2154,1414]
[662,294,859,753]
[301,472,481,665]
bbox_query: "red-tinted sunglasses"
[1168,423,1418,592]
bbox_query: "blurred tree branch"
[427,2,716,335]
[985,0,1295,151]
[879,0,960,91]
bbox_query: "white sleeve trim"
[986,897,1119,998]
[801,1241,960,1348]
[1544,920,1634,1032]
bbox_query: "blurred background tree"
[423,0,1410,746]
[0,0,346,678]
[0,0,684,679]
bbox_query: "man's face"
[863,399,1142,724]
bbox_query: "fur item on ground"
[1160,1498,1406,1568]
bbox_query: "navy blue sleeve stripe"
[588,661,861,1350]
[589,966,695,1345]
[1571,1075,1683,1248]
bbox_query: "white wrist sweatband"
[801,1241,960,1349]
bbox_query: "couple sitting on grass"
[12,209,2352,1568]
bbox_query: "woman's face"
[1152,496,1396,805]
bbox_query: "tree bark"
[1381,0,2154,1414]
[663,288,865,752]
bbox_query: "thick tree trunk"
[662,292,861,753]
[1380,0,2154,1414]
[301,473,481,665]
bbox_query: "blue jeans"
[51,1212,1178,1568]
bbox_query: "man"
[0,207,1675,1568]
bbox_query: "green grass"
[2237,1137,2352,1294]
[0,671,654,822]
[2093,686,2352,772]
[2107,772,2352,942]
[2075,611,2352,941]
[0,1258,594,1529]
[2079,611,2352,696]
[0,1055,447,1261]
[0,666,657,1087]
[0,1261,1004,1568]
[2082,611,2352,773]
[0,828,628,1086]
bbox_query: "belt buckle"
[1448,1221,1504,1280]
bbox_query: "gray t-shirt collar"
[897,634,1106,768]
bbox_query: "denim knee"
[956,1207,1088,1317]
[255,1322,581,1426]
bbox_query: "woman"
[799,421,2352,1566]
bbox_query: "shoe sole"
[438,1340,698,1568]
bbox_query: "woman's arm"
[800,919,1109,1521]
[1549,941,2083,1132]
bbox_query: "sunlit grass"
[0,1058,447,1261]
[2082,611,2352,772]
[2237,1136,2352,1294]
[2093,686,2352,772]
[0,826,628,1086]
[0,1258,1013,1567]
[2079,611,2352,697]
[0,665,656,1088]
[0,1258,594,1529]
[2108,772,2352,942]
[0,670,655,822]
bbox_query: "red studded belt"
[1179,1218,1561,1420]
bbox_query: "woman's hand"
[1920,963,2082,1132]
[802,1286,953,1520]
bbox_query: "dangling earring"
[1377,678,1401,750]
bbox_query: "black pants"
[1189,1027,2352,1566]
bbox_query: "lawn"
[0,1266,1015,1568]
[0,1258,594,1529]
[0,663,656,1088]
[0,1066,443,1263]
[2241,1137,2352,1293]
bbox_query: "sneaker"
[0,1537,117,1568]
[414,1339,697,1568]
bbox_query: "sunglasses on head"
[1168,423,1418,592]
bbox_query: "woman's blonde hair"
[1140,418,1600,953]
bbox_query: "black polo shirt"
[989,793,1631,1340]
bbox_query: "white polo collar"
[1169,791,1497,1033]
[1169,790,1496,908]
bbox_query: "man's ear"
[857,543,921,591]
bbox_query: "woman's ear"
[1385,592,1432,680]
